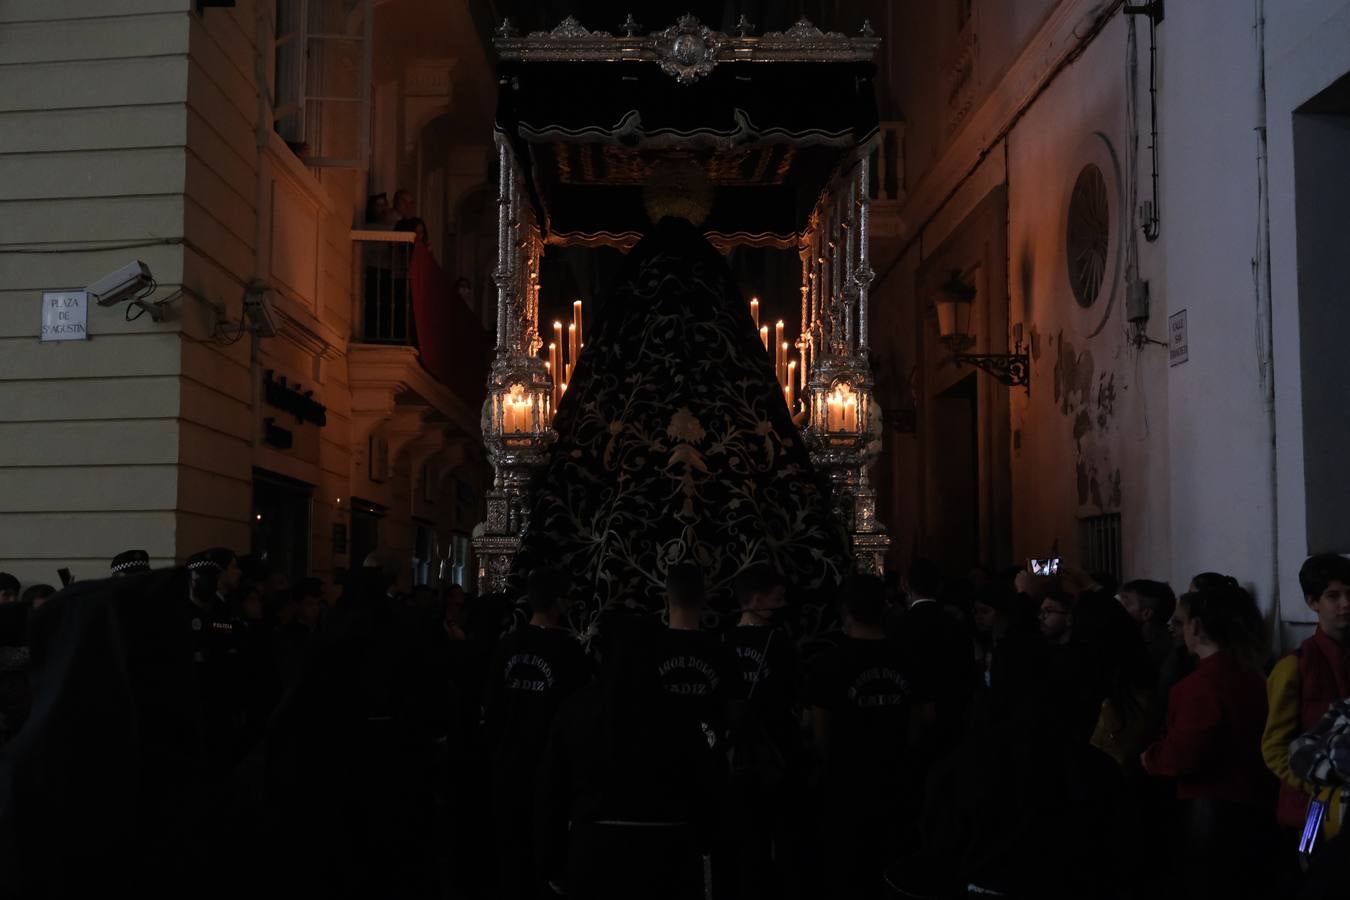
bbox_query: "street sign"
[41,291,89,342]
[1168,309,1188,367]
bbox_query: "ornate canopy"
[493,15,881,249]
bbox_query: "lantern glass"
[935,296,973,343]
[504,383,533,434]
[825,382,858,433]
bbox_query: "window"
[273,0,372,167]
[413,521,436,586]
[1079,513,1122,585]
[450,532,471,591]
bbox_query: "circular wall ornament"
[1067,164,1109,309]
[1063,132,1123,338]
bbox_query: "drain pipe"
[1253,0,1281,648]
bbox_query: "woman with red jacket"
[1141,584,1277,900]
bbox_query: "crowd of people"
[1,547,1348,899]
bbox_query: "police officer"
[185,548,245,768]
[109,548,151,577]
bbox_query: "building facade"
[866,0,1350,646]
[0,0,496,590]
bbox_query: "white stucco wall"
[1159,2,1276,605]
[1007,12,1172,584]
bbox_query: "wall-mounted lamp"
[934,271,1030,389]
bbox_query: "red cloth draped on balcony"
[409,241,488,405]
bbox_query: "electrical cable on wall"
[1125,2,1163,241]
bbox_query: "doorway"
[349,499,385,571]
[1294,71,1350,553]
[252,470,313,584]
[930,375,980,574]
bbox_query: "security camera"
[243,281,279,337]
[87,261,154,307]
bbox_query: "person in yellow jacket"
[1261,554,1350,840]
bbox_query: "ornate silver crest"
[653,14,723,85]
[781,17,827,40]
[538,16,607,40]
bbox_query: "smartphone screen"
[1028,558,1060,577]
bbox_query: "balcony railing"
[869,120,905,204]
[352,229,416,344]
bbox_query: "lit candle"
[775,321,785,383]
[750,297,759,329]
[504,385,530,433]
[548,342,559,407]
[780,342,789,389]
[573,299,584,350]
[760,326,769,352]
[826,383,857,432]
[568,323,578,371]
[786,360,796,410]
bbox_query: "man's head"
[734,564,786,620]
[367,192,389,222]
[393,188,415,219]
[665,563,706,613]
[295,578,324,624]
[1038,591,1075,644]
[445,582,466,610]
[527,566,568,617]
[972,583,1015,636]
[22,584,55,610]
[0,573,19,605]
[240,585,265,623]
[186,548,238,603]
[362,551,401,593]
[1300,554,1350,643]
[904,558,943,603]
[839,574,886,633]
[1118,579,1177,628]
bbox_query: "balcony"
[353,229,417,345]
[347,228,489,487]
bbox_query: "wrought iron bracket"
[953,350,1030,389]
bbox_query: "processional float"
[474,14,890,593]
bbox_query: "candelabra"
[800,155,891,575]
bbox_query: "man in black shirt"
[892,558,973,757]
[809,574,930,900]
[723,565,801,898]
[654,563,734,751]
[484,567,591,900]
